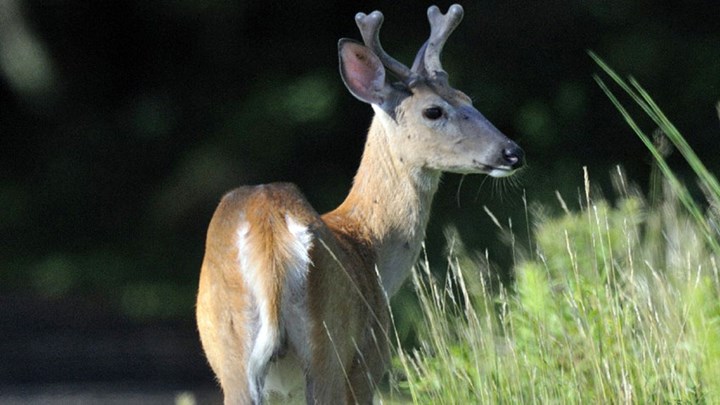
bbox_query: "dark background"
[1,0,718,397]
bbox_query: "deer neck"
[324,113,441,296]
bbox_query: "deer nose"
[502,145,525,169]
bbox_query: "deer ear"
[339,39,387,106]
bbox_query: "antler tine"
[355,11,415,83]
[423,4,464,79]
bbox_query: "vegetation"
[384,61,720,403]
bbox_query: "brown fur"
[197,183,389,404]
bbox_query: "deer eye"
[422,107,444,120]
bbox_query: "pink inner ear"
[347,58,376,89]
[343,43,385,95]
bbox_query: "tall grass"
[591,52,720,256]
[385,60,720,404]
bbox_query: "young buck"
[196,4,524,404]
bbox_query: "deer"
[196,4,524,404]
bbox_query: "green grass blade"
[628,78,720,199]
[591,53,720,254]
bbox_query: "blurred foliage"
[1,0,719,327]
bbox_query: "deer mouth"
[469,160,516,177]
[487,167,516,178]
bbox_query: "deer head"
[339,4,524,178]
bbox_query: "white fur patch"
[284,215,313,276]
[236,214,314,401]
[280,215,313,366]
[488,167,513,178]
[372,104,395,132]
[264,349,305,401]
[236,216,278,403]
[263,215,313,399]
[236,218,252,278]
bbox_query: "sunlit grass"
[383,60,720,404]
[385,174,719,404]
